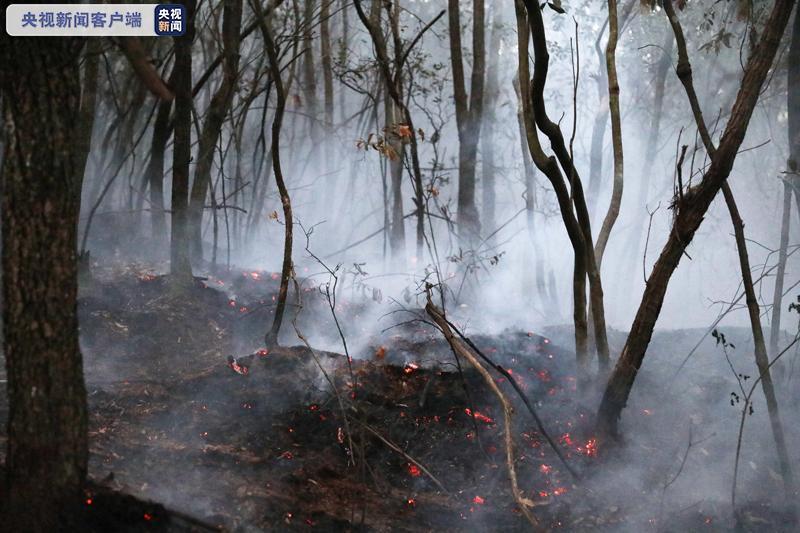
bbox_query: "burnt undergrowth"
[0,261,796,531]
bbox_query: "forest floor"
[0,260,797,532]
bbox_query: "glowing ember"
[464,408,494,424]
[309,404,320,411]
[249,271,261,280]
[406,498,416,507]
[560,433,574,447]
[472,496,485,505]
[281,451,294,460]
[85,497,93,506]
[374,346,387,360]
[337,427,345,444]
[404,362,419,374]
[538,490,549,498]
[143,513,152,521]
[407,463,421,477]
[579,438,598,457]
[257,348,269,357]
[539,464,552,474]
[227,357,249,375]
[228,299,236,307]
[553,487,568,496]
[536,369,551,382]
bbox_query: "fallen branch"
[443,317,580,481]
[425,291,542,529]
[352,418,449,496]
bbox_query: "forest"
[0,0,799,530]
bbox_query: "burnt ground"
[0,261,798,532]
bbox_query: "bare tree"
[255,0,295,347]
[188,0,245,264]
[596,0,796,438]
[448,0,486,242]
[481,7,503,240]
[517,0,611,375]
[170,0,197,284]
[353,0,441,259]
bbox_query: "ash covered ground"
[0,260,797,532]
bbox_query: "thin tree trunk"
[171,0,197,283]
[597,0,796,438]
[302,0,319,138]
[520,0,611,371]
[0,35,88,531]
[722,183,795,499]
[481,8,502,240]
[515,1,589,375]
[142,66,178,247]
[770,181,791,363]
[353,0,430,260]
[386,93,407,260]
[258,2,294,347]
[448,0,485,242]
[188,0,244,265]
[593,0,624,267]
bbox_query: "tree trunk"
[769,181,791,363]
[170,0,197,284]
[258,5,294,348]
[302,0,319,138]
[188,0,244,265]
[722,183,795,499]
[0,36,88,530]
[520,0,611,372]
[353,0,428,259]
[515,1,589,376]
[593,0,624,267]
[481,8,502,240]
[596,0,796,438]
[142,69,176,246]
[448,0,485,243]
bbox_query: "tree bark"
[515,1,590,376]
[481,8,502,241]
[770,181,791,363]
[188,0,244,265]
[596,0,796,438]
[519,0,611,372]
[448,0,485,243]
[142,66,178,245]
[257,1,294,347]
[353,0,430,259]
[0,36,88,530]
[722,184,795,499]
[593,0,624,267]
[170,0,197,283]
